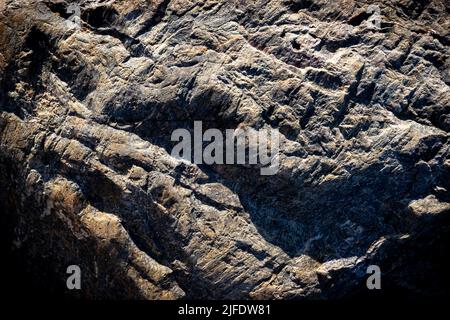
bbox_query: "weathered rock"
[0,0,449,299]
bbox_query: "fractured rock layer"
[0,0,449,299]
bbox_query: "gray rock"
[0,0,449,299]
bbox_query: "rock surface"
[0,0,449,299]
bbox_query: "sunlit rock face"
[0,0,449,299]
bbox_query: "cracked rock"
[0,0,449,299]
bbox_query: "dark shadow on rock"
[122,110,448,262]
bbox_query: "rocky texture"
[0,0,449,299]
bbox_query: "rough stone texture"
[0,0,449,299]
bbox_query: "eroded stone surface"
[0,0,449,299]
